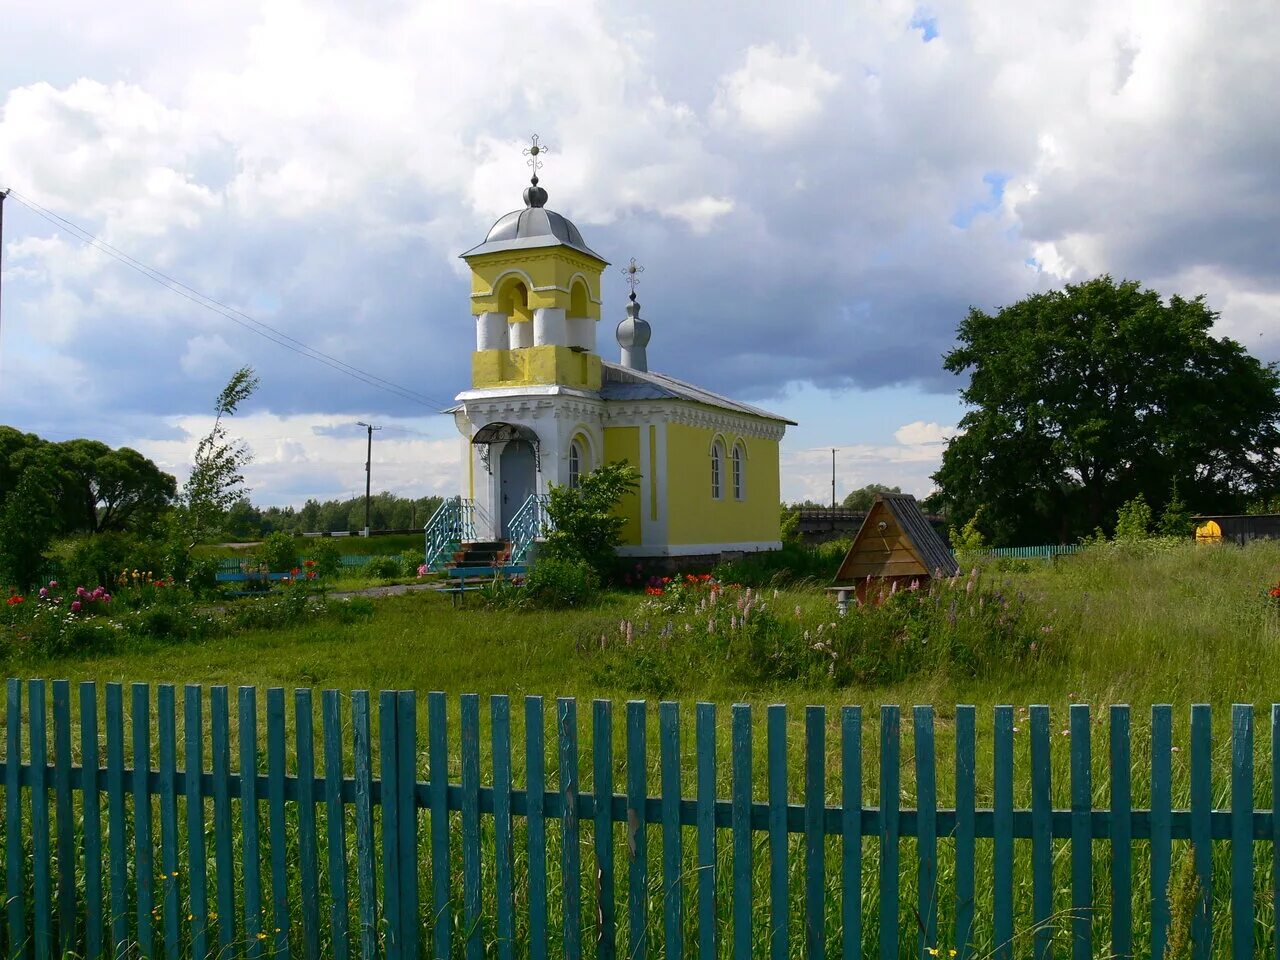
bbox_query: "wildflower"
[708,619,715,634]
[70,601,82,613]
[795,605,802,618]
[6,595,23,606]
[38,587,48,599]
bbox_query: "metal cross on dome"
[622,257,644,301]
[523,134,549,183]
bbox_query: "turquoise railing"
[423,496,476,571]
[980,544,1086,560]
[508,494,551,564]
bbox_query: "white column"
[567,316,597,352]
[509,320,533,349]
[533,307,567,346]
[476,311,507,351]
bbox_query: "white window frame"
[569,438,584,489]
[711,439,725,500]
[732,442,746,500]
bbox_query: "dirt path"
[330,581,443,599]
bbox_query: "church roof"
[601,362,796,424]
[460,180,605,262]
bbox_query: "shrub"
[712,541,849,588]
[398,550,426,578]
[256,531,298,573]
[187,554,221,597]
[523,556,600,609]
[59,532,167,591]
[329,596,376,623]
[949,509,986,570]
[363,555,402,580]
[307,538,343,579]
[542,462,640,576]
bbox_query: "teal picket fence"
[0,680,1274,959]
[980,544,1086,561]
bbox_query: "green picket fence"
[980,544,1086,561]
[0,679,1274,959]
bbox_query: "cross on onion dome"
[622,258,644,301]
[523,134,550,185]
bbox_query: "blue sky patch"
[951,172,1009,228]
[910,9,939,42]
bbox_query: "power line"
[4,189,454,410]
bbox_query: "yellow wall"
[471,346,602,390]
[465,248,604,319]
[664,421,781,546]
[603,426,642,545]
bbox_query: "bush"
[542,462,640,576]
[307,538,343,579]
[58,532,167,591]
[363,555,402,580]
[256,531,299,573]
[398,550,426,578]
[711,541,849,588]
[523,556,600,609]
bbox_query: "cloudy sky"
[1,0,1276,507]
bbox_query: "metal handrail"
[424,497,476,571]
[508,494,551,564]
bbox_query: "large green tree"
[48,439,176,533]
[933,276,1280,544]
[842,483,902,511]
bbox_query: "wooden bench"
[439,565,526,607]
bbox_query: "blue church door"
[499,440,537,539]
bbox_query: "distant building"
[445,165,794,562]
[1192,514,1280,545]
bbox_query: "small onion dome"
[616,295,652,371]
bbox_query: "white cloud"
[711,42,840,140]
[893,420,957,446]
[663,195,735,233]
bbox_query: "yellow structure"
[1195,519,1223,543]
[450,163,794,560]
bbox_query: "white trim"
[615,541,783,558]
[456,385,602,402]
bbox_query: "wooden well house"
[831,493,959,607]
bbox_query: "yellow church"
[429,149,794,568]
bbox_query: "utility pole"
[831,448,837,510]
[0,189,8,373]
[356,421,381,537]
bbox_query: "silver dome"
[460,181,606,262]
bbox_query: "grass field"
[3,541,1279,957]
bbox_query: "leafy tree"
[49,439,176,533]
[1113,494,1153,543]
[542,460,640,575]
[1156,486,1193,538]
[933,276,1280,544]
[842,483,902,511]
[0,465,59,591]
[183,367,260,546]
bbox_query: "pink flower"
[48,580,58,589]
[70,601,82,613]
[38,587,48,599]
[76,586,88,598]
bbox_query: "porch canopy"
[471,421,540,472]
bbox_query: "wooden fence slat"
[183,685,208,960]
[1069,703,1092,960]
[731,704,752,960]
[805,705,826,960]
[1273,704,1280,960]
[210,686,236,955]
[625,700,646,960]
[992,706,1014,960]
[131,684,154,960]
[378,691,401,960]
[493,696,515,960]
[429,691,450,960]
[238,686,264,960]
[1190,704,1212,960]
[322,690,351,960]
[695,702,716,960]
[266,687,290,959]
[659,700,681,960]
[1230,704,1254,960]
[108,682,130,960]
[593,700,616,960]
[527,696,548,960]
[5,679,24,960]
[768,704,788,960]
[1109,705,1132,960]
[1150,705,1173,960]
[397,692,419,960]
[30,679,51,960]
[351,691,377,960]
[1030,705,1053,960]
[461,693,483,960]
[841,706,862,960]
[53,679,76,956]
[955,705,976,960]
[81,682,104,960]
[494,701,514,960]
[879,705,900,960]
[295,689,322,960]
[914,705,937,960]
[158,685,181,960]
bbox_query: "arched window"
[732,442,746,500]
[711,439,725,500]
[569,438,585,489]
